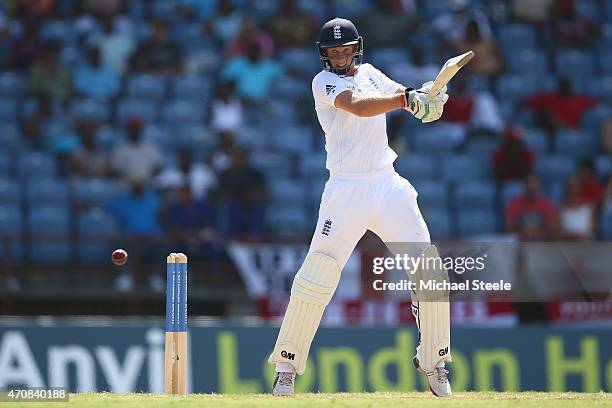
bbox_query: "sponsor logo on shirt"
[322,219,333,236]
[325,85,337,95]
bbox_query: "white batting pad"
[268,252,341,374]
[409,245,451,373]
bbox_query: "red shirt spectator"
[442,76,474,123]
[576,160,604,206]
[442,95,474,123]
[507,174,558,240]
[579,180,604,204]
[553,0,600,49]
[493,126,536,182]
[442,75,504,132]
[525,77,597,129]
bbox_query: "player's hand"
[403,81,449,123]
[417,80,447,97]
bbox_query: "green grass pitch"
[23,392,612,407]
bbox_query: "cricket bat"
[428,50,475,97]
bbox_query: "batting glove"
[403,81,449,124]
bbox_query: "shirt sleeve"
[312,72,350,107]
[369,64,403,95]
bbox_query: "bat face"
[428,50,475,97]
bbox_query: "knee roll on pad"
[410,244,450,302]
[291,252,342,306]
[268,252,341,374]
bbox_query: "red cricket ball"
[112,249,128,266]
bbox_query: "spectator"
[451,19,505,77]
[28,41,72,102]
[216,148,266,236]
[110,117,164,183]
[493,126,536,182]
[74,46,120,100]
[431,0,493,43]
[357,0,416,48]
[506,174,559,241]
[226,17,274,58]
[389,46,439,90]
[106,178,163,291]
[92,17,135,75]
[221,42,282,103]
[560,176,595,240]
[156,150,217,200]
[210,81,243,132]
[163,184,216,243]
[525,76,598,132]
[265,0,317,49]
[133,19,182,74]
[162,184,223,277]
[441,75,504,133]
[553,0,600,49]
[576,160,604,207]
[209,0,243,43]
[107,178,162,235]
[70,121,108,178]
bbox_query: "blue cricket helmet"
[316,17,363,77]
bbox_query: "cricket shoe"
[272,372,295,396]
[413,356,452,397]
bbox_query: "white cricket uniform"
[270,64,450,378]
[309,63,431,269]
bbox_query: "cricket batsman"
[269,17,452,397]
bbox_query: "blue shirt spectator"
[221,42,282,102]
[165,185,215,234]
[74,46,120,100]
[91,18,135,75]
[107,180,162,235]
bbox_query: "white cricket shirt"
[312,63,402,174]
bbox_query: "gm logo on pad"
[281,350,295,360]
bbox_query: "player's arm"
[334,89,404,117]
[335,84,448,123]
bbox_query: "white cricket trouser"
[309,164,430,267]
[272,164,448,375]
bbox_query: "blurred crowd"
[0,0,611,291]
